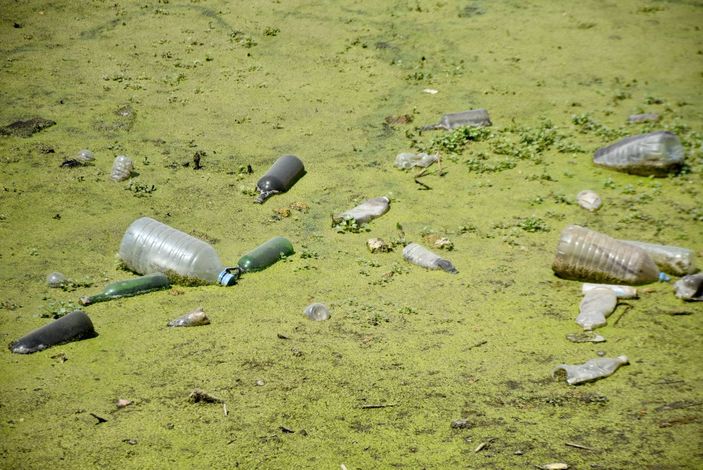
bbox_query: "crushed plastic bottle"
[304,303,330,321]
[118,217,237,286]
[576,287,618,331]
[403,242,457,274]
[593,131,685,176]
[255,155,306,203]
[582,283,638,299]
[334,196,390,225]
[111,155,134,181]
[394,152,439,169]
[421,108,492,131]
[9,310,97,354]
[674,273,703,301]
[576,190,602,212]
[552,225,667,285]
[79,272,170,305]
[553,355,629,385]
[168,307,210,327]
[237,236,294,273]
[620,240,697,276]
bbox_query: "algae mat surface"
[1,0,702,468]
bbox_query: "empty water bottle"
[237,236,294,273]
[118,217,237,286]
[582,283,638,299]
[576,287,618,331]
[421,108,492,131]
[674,273,703,301]
[403,242,458,273]
[394,152,439,169]
[552,225,666,285]
[620,240,697,276]
[334,196,390,225]
[553,355,629,385]
[255,155,306,203]
[593,131,685,176]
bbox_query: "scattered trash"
[110,155,134,182]
[552,225,666,285]
[0,117,56,137]
[61,149,95,168]
[188,389,223,404]
[403,242,458,274]
[79,272,170,305]
[367,238,392,253]
[304,303,330,321]
[47,271,67,288]
[576,287,617,331]
[566,331,606,343]
[8,310,97,354]
[333,196,390,226]
[627,113,660,123]
[167,307,210,327]
[432,237,454,250]
[674,273,703,301]
[422,88,439,94]
[593,131,685,176]
[255,155,306,204]
[394,152,439,169]
[553,355,629,385]
[237,236,294,273]
[116,399,132,408]
[620,240,697,276]
[581,283,638,299]
[119,217,237,286]
[576,189,602,212]
[421,108,492,131]
[537,464,569,470]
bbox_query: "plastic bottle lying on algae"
[9,310,97,354]
[254,155,306,203]
[593,131,684,176]
[552,225,667,285]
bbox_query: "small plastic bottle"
[421,108,492,131]
[9,310,97,354]
[79,272,171,305]
[394,152,439,169]
[620,240,697,276]
[552,225,666,285]
[255,155,306,203]
[576,287,618,331]
[553,355,629,385]
[674,273,703,301]
[168,307,210,327]
[237,236,294,273]
[334,196,390,225]
[118,217,237,286]
[304,303,330,321]
[47,272,67,288]
[403,242,458,274]
[111,155,134,181]
[593,131,685,176]
[582,283,638,299]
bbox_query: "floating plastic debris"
[79,272,171,305]
[421,108,492,131]
[168,307,210,327]
[47,272,67,288]
[76,149,95,163]
[576,189,602,212]
[552,225,666,285]
[367,238,391,253]
[674,273,703,301]
[255,155,306,203]
[111,155,134,181]
[304,303,330,321]
[576,287,618,331]
[403,242,457,274]
[627,113,659,123]
[582,283,638,299]
[422,88,439,94]
[553,355,629,385]
[566,331,607,343]
[334,196,390,225]
[620,240,697,276]
[9,310,97,354]
[394,152,439,169]
[237,236,294,273]
[593,131,685,176]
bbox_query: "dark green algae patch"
[1,0,702,468]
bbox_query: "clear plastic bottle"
[237,236,294,273]
[593,131,684,176]
[553,355,629,385]
[421,108,492,130]
[576,287,618,331]
[118,217,237,286]
[552,225,666,285]
[334,196,390,225]
[394,152,439,169]
[403,242,458,274]
[620,240,697,276]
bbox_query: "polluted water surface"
[0,1,701,469]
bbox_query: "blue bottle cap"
[658,272,671,282]
[218,269,237,286]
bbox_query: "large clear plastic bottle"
[118,217,236,286]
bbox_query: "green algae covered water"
[1,1,701,468]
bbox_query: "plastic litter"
[333,196,390,225]
[576,287,618,331]
[237,236,294,273]
[8,310,97,354]
[421,108,492,131]
[255,155,306,203]
[576,190,602,212]
[118,217,237,286]
[553,355,629,385]
[79,272,170,305]
[168,307,210,327]
[394,152,439,169]
[582,283,638,299]
[47,272,67,288]
[304,303,330,321]
[620,240,697,276]
[111,155,134,181]
[403,242,457,274]
[593,131,685,176]
[674,273,703,301]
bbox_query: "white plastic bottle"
[118,217,236,286]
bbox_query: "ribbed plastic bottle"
[421,108,492,131]
[593,131,684,176]
[402,242,458,274]
[118,217,237,286]
[553,355,629,385]
[255,155,306,203]
[552,225,666,285]
[237,236,294,273]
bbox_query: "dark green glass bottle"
[237,237,294,273]
[79,272,170,305]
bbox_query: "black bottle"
[255,155,305,203]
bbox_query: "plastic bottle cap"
[218,270,237,286]
[658,272,671,282]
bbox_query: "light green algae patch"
[1,1,702,468]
